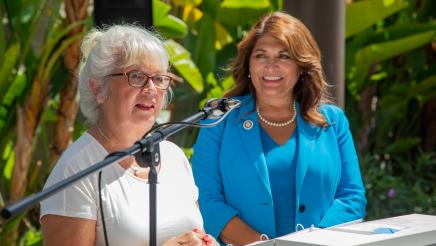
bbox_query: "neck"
[256,96,294,111]
[93,121,146,152]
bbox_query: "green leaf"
[153,0,171,20]
[201,0,221,19]
[155,15,188,38]
[164,39,204,93]
[198,72,224,108]
[367,23,436,44]
[221,0,270,8]
[38,20,86,77]
[412,75,436,102]
[153,0,188,38]
[2,142,14,180]
[386,138,421,154]
[19,228,43,246]
[270,0,283,10]
[172,0,202,6]
[346,0,408,38]
[0,43,20,98]
[221,75,235,91]
[3,73,26,106]
[0,9,5,63]
[217,7,270,29]
[194,13,216,76]
[41,32,84,83]
[355,31,436,67]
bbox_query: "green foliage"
[153,0,188,38]
[18,227,43,246]
[0,0,90,244]
[165,40,204,92]
[155,0,279,147]
[346,0,408,38]
[1,0,434,244]
[345,0,436,219]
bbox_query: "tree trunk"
[6,79,49,244]
[11,80,48,201]
[49,0,89,168]
[422,98,436,152]
[283,0,345,107]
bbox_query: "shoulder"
[160,140,189,167]
[53,133,106,176]
[160,140,185,156]
[233,93,252,102]
[319,104,347,125]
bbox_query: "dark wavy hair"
[225,11,331,126]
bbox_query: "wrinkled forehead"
[119,51,168,72]
[121,62,168,75]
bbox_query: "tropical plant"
[0,0,282,244]
[2,0,434,244]
[345,0,436,219]
[0,0,90,245]
[155,0,281,147]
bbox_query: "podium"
[250,214,436,246]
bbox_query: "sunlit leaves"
[346,0,408,38]
[165,40,204,93]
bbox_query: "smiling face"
[99,62,167,133]
[249,34,301,104]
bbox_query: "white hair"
[78,24,172,125]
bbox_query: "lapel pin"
[243,120,253,130]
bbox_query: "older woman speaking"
[40,25,216,246]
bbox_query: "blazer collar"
[295,102,322,195]
[236,95,271,196]
[295,102,319,140]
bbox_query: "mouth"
[135,102,155,111]
[262,75,283,81]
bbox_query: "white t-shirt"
[40,132,203,246]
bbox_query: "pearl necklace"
[256,101,297,127]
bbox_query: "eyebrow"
[252,48,289,53]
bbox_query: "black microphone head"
[203,98,242,119]
[221,98,242,111]
[205,98,241,112]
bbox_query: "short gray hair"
[78,24,171,125]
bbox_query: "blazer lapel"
[295,103,321,196]
[236,95,271,195]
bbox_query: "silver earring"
[300,72,304,82]
[248,74,251,78]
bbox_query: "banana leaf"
[165,39,204,93]
[346,0,408,38]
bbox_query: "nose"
[141,78,157,94]
[265,57,279,68]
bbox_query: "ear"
[89,79,106,104]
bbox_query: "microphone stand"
[0,98,240,246]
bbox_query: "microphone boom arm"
[0,97,241,220]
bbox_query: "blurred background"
[0,0,434,245]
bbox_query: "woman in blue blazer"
[192,12,366,245]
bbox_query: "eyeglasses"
[107,71,172,90]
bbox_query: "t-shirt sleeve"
[40,150,99,221]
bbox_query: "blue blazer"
[192,94,366,239]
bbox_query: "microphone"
[204,98,241,119]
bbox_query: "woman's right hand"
[162,229,218,246]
